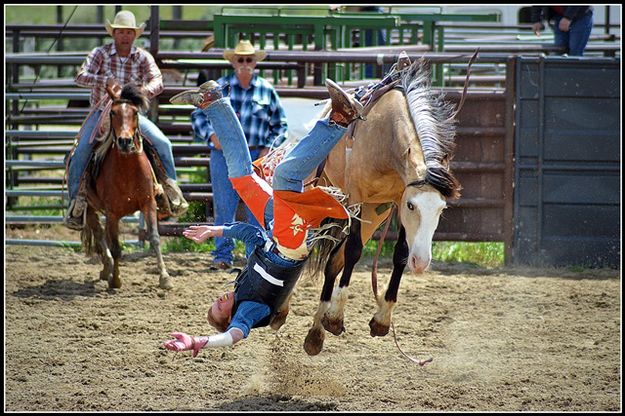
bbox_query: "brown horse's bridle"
[109,99,143,154]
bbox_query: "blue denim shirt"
[191,73,288,149]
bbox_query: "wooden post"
[150,5,160,57]
[148,6,160,123]
[172,6,182,49]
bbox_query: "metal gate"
[514,56,620,267]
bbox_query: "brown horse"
[81,83,171,290]
[302,58,463,355]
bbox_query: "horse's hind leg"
[369,225,408,337]
[144,206,171,289]
[304,239,346,356]
[106,216,123,289]
[321,222,363,336]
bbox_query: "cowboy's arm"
[182,225,223,244]
[162,302,270,355]
[222,222,266,247]
[75,47,108,89]
[162,328,244,357]
[139,51,163,98]
[183,223,264,246]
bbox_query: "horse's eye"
[407,201,414,211]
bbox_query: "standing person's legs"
[209,149,238,267]
[551,16,570,54]
[64,110,102,230]
[209,147,262,267]
[568,12,593,56]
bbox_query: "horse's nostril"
[410,255,429,274]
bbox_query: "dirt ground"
[4,232,622,412]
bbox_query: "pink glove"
[162,332,206,358]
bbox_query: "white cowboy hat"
[223,40,267,63]
[105,10,146,37]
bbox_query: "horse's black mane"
[401,60,461,199]
[119,83,149,113]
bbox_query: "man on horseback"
[64,10,188,230]
[161,79,364,354]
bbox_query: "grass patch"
[361,240,504,268]
[8,196,66,216]
[432,241,504,268]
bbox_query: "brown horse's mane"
[119,82,149,112]
[401,60,461,199]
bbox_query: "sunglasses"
[237,57,255,64]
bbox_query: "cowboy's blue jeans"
[201,97,346,261]
[209,147,261,265]
[67,111,177,199]
[551,11,594,56]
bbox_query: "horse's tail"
[304,217,349,282]
[79,213,101,257]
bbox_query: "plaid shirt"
[75,43,163,110]
[191,73,288,148]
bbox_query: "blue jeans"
[210,147,261,265]
[551,11,593,56]
[67,111,176,198]
[201,97,346,244]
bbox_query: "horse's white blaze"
[400,190,446,274]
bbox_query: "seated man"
[64,10,188,230]
[161,78,364,355]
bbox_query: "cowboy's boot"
[63,195,88,231]
[162,178,189,217]
[169,80,223,109]
[325,79,365,127]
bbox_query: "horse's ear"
[106,83,121,101]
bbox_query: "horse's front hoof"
[304,327,325,356]
[369,317,390,337]
[159,274,173,290]
[109,276,122,289]
[321,315,345,336]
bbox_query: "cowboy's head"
[223,40,267,78]
[105,10,145,55]
[206,291,235,332]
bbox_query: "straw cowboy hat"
[105,10,146,37]
[223,40,267,63]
